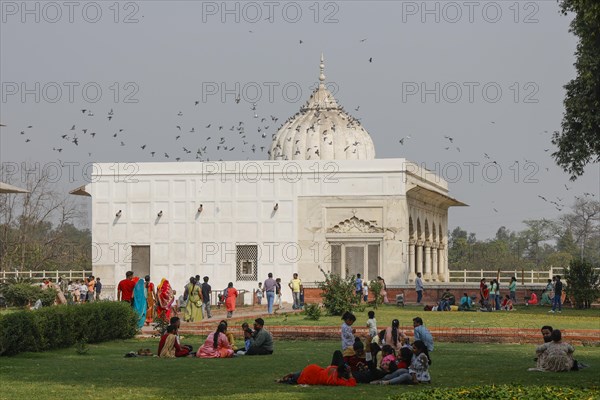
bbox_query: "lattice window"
[236,245,258,281]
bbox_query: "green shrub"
[369,279,383,308]
[389,385,599,400]
[2,283,57,308]
[0,302,138,356]
[303,303,322,320]
[317,266,363,316]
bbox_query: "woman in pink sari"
[197,322,234,358]
[156,278,174,321]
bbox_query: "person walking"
[289,273,303,310]
[117,271,136,304]
[201,276,212,319]
[549,276,563,313]
[275,278,283,310]
[225,282,238,318]
[415,272,424,305]
[263,273,277,314]
[184,277,203,322]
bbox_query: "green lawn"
[264,304,600,330]
[1,339,598,400]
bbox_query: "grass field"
[262,304,600,330]
[1,339,598,400]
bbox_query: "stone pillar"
[424,242,432,281]
[438,244,446,282]
[408,240,416,283]
[415,241,423,276]
[431,243,438,282]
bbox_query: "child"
[501,294,514,311]
[396,346,413,370]
[366,311,377,338]
[363,282,369,303]
[79,280,87,303]
[341,311,356,356]
[379,345,398,373]
[241,322,252,354]
[256,282,263,305]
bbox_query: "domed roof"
[269,55,376,161]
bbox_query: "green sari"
[184,283,203,322]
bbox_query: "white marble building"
[75,56,465,302]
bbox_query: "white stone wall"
[90,159,454,302]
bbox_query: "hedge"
[389,385,599,400]
[0,301,138,356]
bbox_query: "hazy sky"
[1,0,598,239]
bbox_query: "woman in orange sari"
[145,275,156,325]
[277,350,356,386]
[156,278,174,321]
[225,282,238,318]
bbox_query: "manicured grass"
[1,339,598,399]
[263,304,600,330]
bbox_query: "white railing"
[447,267,600,284]
[0,270,93,283]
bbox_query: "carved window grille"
[236,245,258,281]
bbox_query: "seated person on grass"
[158,325,191,358]
[501,295,514,311]
[526,292,538,306]
[245,318,273,355]
[343,338,367,371]
[277,350,356,386]
[458,293,473,311]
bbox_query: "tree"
[563,258,600,308]
[552,0,600,179]
[0,164,90,271]
[558,195,600,263]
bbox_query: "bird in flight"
[369,57,373,63]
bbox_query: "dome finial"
[319,53,325,88]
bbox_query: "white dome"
[269,55,376,161]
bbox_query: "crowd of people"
[412,275,569,313]
[278,311,435,386]
[156,316,274,358]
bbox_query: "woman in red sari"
[156,278,174,321]
[225,282,238,318]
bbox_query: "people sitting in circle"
[244,318,274,355]
[277,350,356,386]
[196,321,234,358]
